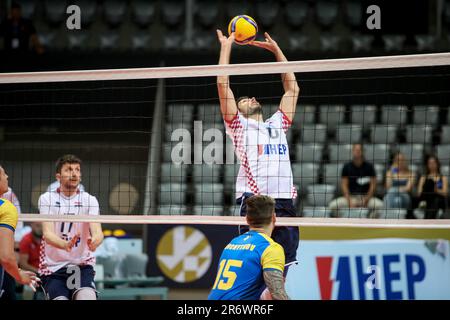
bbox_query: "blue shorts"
[237,193,300,267]
[41,265,96,300]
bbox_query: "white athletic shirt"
[225,109,296,199]
[38,188,99,275]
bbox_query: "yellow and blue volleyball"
[228,15,258,45]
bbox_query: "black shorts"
[41,265,96,300]
[237,193,300,267]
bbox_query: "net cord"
[18,214,450,229]
[1,52,449,84]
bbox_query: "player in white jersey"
[216,30,300,271]
[38,154,104,300]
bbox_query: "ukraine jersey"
[0,198,18,232]
[208,230,285,300]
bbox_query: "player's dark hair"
[245,195,275,228]
[237,96,249,105]
[55,154,82,173]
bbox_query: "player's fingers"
[29,283,37,292]
[264,32,273,41]
[216,29,223,39]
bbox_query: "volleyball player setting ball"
[211,15,300,300]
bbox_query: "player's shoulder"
[39,191,53,200]
[0,197,14,209]
[0,198,18,217]
[80,191,99,204]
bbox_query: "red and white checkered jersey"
[225,109,296,199]
[38,188,99,275]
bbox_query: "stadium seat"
[38,32,57,50]
[291,162,320,191]
[364,144,390,164]
[370,124,398,144]
[224,164,239,186]
[288,33,310,51]
[44,0,67,26]
[301,206,330,217]
[374,163,385,184]
[159,183,187,205]
[396,144,424,165]
[345,0,362,28]
[131,32,152,51]
[351,34,375,53]
[328,144,352,162]
[122,253,148,279]
[382,35,406,52]
[161,1,185,27]
[165,122,193,142]
[306,184,336,207]
[67,32,89,51]
[323,162,344,188]
[285,0,309,28]
[381,105,408,125]
[319,34,341,52]
[415,35,437,52]
[296,144,324,162]
[227,0,250,20]
[77,0,97,27]
[298,124,327,144]
[319,105,346,131]
[441,126,450,144]
[405,125,433,144]
[162,142,190,163]
[103,0,127,28]
[193,164,222,183]
[350,105,377,126]
[256,1,279,28]
[294,104,316,126]
[194,183,224,205]
[131,0,156,28]
[195,0,219,28]
[16,0,36,19]
[339,208,370,218]
[437,145,450,162]
[197,104,222,123]
[157,205,187,215]
[316,0,339,29]
[193,31,216,50]
[412,105,440,125]
[161,163,189,183]
[97,255,125,279]
[163,32,183,50]
[382,208,407,219]
[167,104,194,123]
[336,124,362,144]
[193,206,224,216]
[99,32,120,51]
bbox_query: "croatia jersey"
[225,109,296,199]
[38,188,99,275]
[208,230,285,300]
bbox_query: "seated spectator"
[0,2,44,54]
[19,222,42,274]
[417,155,448,219]
[329,144,383,218]
[384,152,415,209]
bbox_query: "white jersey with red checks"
[38,188,99,275]
[225,109,296,199]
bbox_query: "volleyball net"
[1,53,450,229]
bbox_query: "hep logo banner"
[316,255,426,300]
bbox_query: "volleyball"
[228,15,258,45]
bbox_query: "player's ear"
[56,173,61,181]
[245,215,250,225]
[272,212,276,224]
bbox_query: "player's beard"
[248,104,262,116]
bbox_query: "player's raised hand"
[249,32,280,54]
[87,237,101,252]
[19,269,41,292]
[216,29,235,47]
[65,234,80,252]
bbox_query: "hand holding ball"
[228,15,258,45]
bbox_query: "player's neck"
[247,113,264,122]
[60,186,78,197]
[249,226,272,236]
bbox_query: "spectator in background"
[329,144,383,218]
[384,152,415,210]
[0,2,44,54]
[19,222,42,274]
[417,155,448,219]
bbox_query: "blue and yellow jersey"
[0,198,18,232]
[208,230,285,300]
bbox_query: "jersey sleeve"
[261,242,285,273]
[38,193,52,215]
[270,109,292,133]
[88,196,100,216]
[0,200,19,232]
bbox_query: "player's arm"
[42,222,79,251]
[19,252,38,273]
[417,176,425,197]
[341,177,352,207]
[436,176,448,197]
[88,223,103,251]
[216,29,238,123]
[363,177,377,207]
[250,32,300,123]
[263,269,289,300]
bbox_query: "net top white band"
[19,214,450,229]
[1,52,450,84]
